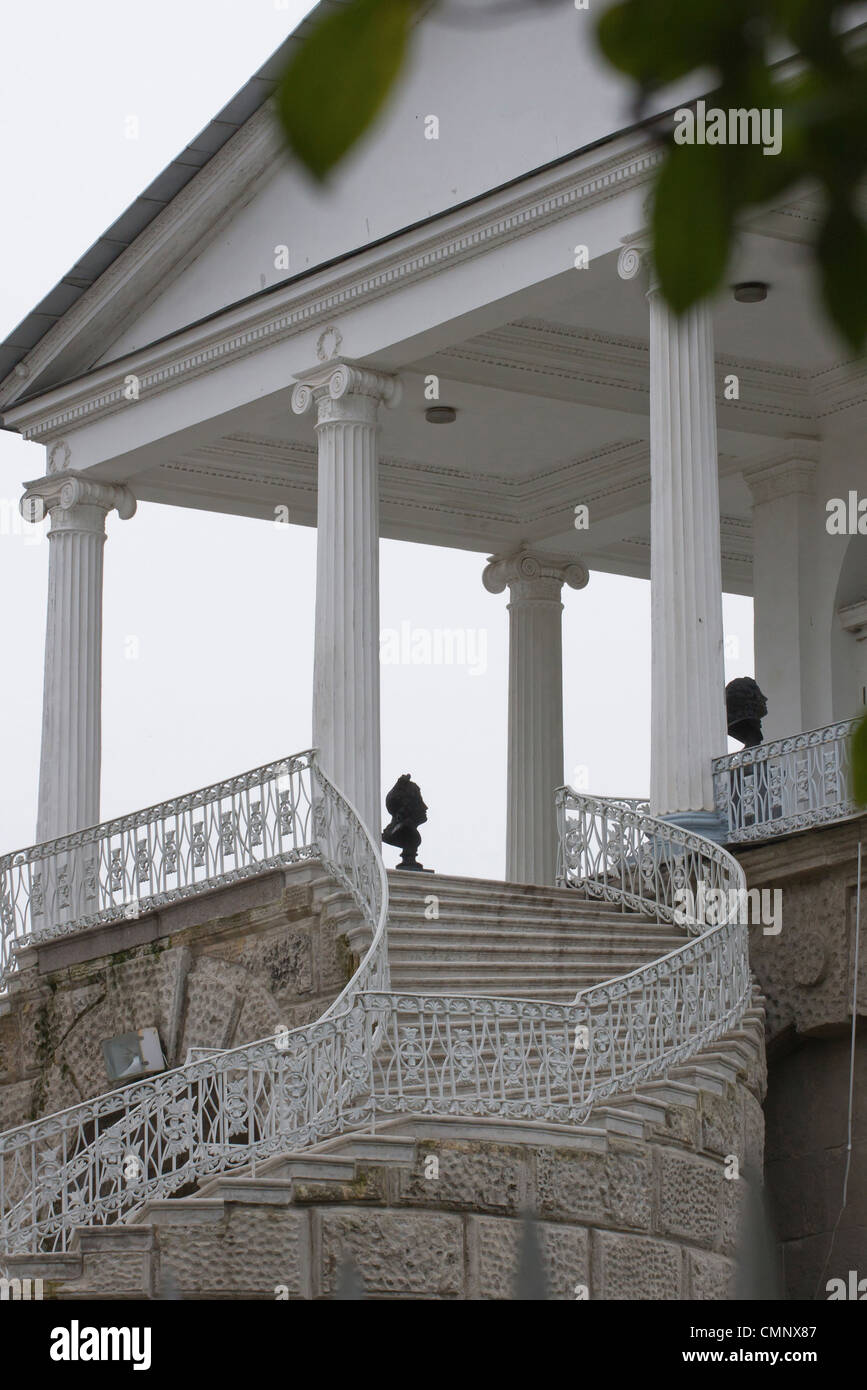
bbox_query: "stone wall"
[0,862,356,1132]
[735,813,867,1299]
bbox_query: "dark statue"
[725,677,768,748]
[382,773,429,871]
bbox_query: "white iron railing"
[712,719,860,843]
[0,752,325,991]
[0,775,751,1257]
[556,788,746,928]
[0,751,389,1255]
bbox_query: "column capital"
[291,361,402,426]
[742,449,819,505]
[21,472,136,532]
[617,230,658,294]
[483,545,589,603]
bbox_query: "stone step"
[387,979,663,997]
[388,945,683,972]
[387,876,644,912]
[387,897,653,923]
[387,924,682,948]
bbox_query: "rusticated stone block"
[719,1171,744,1256]
[235,928,313,1000]
[234,979,285,1049]
[742,1090,765,1175]
[316,913,357,992]
[293,1166,388,1205]
[472,1216,589,1300]
[154,946,191,1065]
[700,1088,741,1157]
[397,1142,526,1214]
[179,956,246,1056]
[60,1250,150,1298]
[592,1230,683,1300]
[657,1151,721,1248]
[0,1014,20,1081]
[158,1207,309,1298]
[688,1248,736,1300]
[657,1102,699,1149]
[104,953,163,1026]
[536,1145,651,1231]
[0,1078,33,1131]
[315,1209,463,1298]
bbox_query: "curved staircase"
[387,872,687,1001]
[0,754,759,1298]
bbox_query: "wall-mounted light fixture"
[102,1027,166,1082]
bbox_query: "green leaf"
[652,143,733,313]
[852,711,867,807]
[597,0,744,91]
[817,198,867,353]
[276,0,416,182]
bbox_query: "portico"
[1,22,865,877]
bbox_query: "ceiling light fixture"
[733,281,769,303]
[425,406,457,424]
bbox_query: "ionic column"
[292,363,400,836]
[22,473,137,841]
[484,546,589,885]
[619,243,727,830]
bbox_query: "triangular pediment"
[0,1,639,410]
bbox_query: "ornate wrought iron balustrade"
[0,753,324,991]
[0,752,390,1255]
[555,788,739,928]
[1,776,751,1257]
[712,719,860,842]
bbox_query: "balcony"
[713,719,861,844]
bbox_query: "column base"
[658,810,729,844]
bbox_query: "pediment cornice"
[1,134,664,437]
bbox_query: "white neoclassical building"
[4,2,867,1307]
[1,2,865,880]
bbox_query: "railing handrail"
[0,750,318,870]
[0,750,326,992]
[712,717,861,842]
[712,717,860,770]
[555,785,745,930]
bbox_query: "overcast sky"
[0,0,753,879]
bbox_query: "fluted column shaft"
[484,548,588,884]
[743,453,818,739]
[22,474,136,841]
[293,363,400,835]
[647,289,727,817]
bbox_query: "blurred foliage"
[597,0,867,350]
[276,0,417,183]
[853,711,867,807]
[275,0,867,350]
